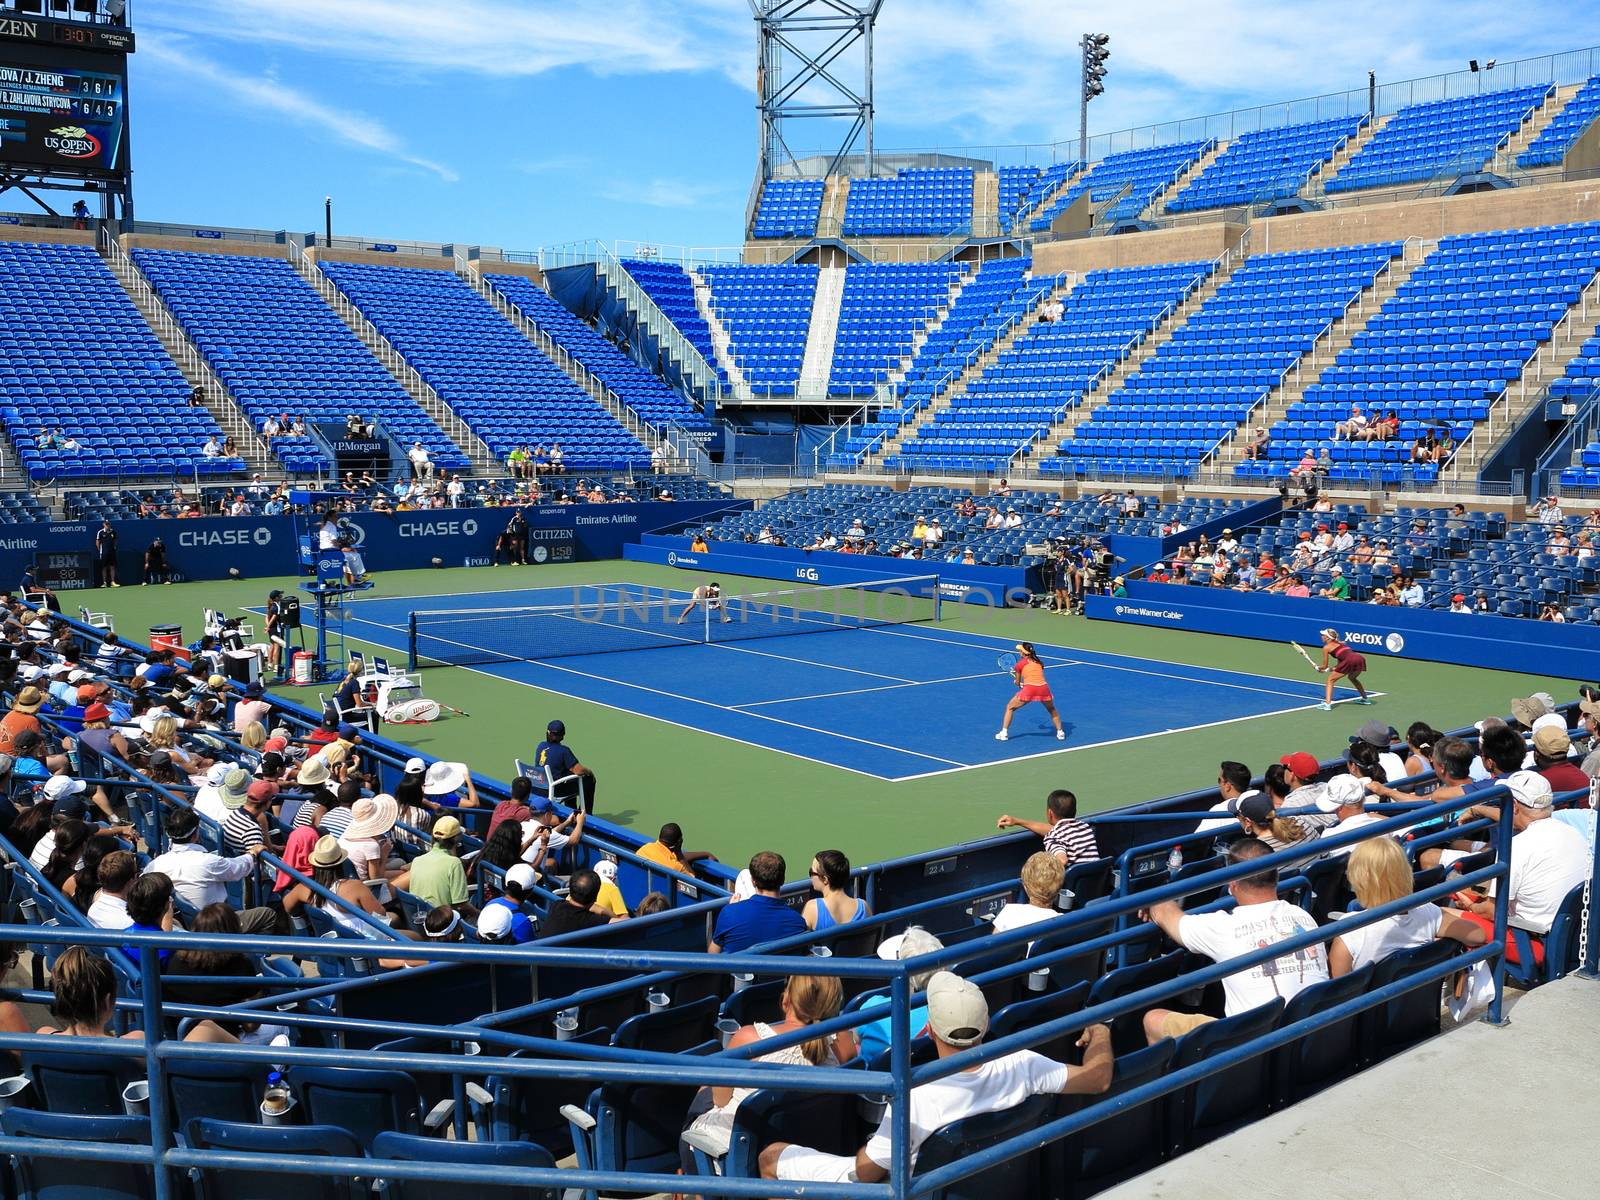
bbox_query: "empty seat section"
[1031,141,1212,232]
[888,260,1212,472]
[621,260,726,386]
[699,264,818,392]
[132,249,468,475]
[318,261,649,471]
[842,167,974,237]
[751,179,825,238]
[1061,242,1402,478]
[1519,76,1600,168]
[1166,115,1367,212]
[1248,222,1600,483]
[829,262,969,395]
[0,241,235,481]
[1326,83,1552,192]
[486,274,712,433]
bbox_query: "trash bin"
[148,625,190,663]
[291,650,316,686]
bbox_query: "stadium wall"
[626,537,1032,603]
[1087,582,1600,678]
[0,222,95,247]
[120,233,290,258]
[0,501,746,587]
[1033,220,1247,275]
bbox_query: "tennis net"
[407,575,942,668]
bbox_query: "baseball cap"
[67,668,89,683]
[546,719,565,736]
[1531,712,1567,736]
[477,905,513,940]
[876,925,943,963]
[1532,725,1572,757]
[247,779,280,803]
[1506,770,1554,810]
[594,859,618,882]
[83,702,110,722]
[1324,774,1367,809]
[207,674,228,690]
[432,815,464,840]
[337,723,361,742]
[43,775,86,803]
[1279,751,1319,781]
[205,762,231,787]
[404,757,426,775]
[1238,793,1277,825]
[1452,594,1466,603]
[504,863,537,891]
[1579,697,1600,721]
[925,971,989,1048]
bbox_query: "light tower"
[751,1,885,180]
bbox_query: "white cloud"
[141,36,458,181]
[602,178,728,209]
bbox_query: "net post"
[407,612,419,672]
[931,573,942,621]
[702,588,711,644]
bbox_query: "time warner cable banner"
[0,501,747,588]
[1086,582,1600,680]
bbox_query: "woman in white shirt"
[991,852,1066,936]
[1328,837,1484,976]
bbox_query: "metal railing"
[1533,382,1600,498]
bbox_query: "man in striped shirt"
[997,789,1100,866]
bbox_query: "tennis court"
[326,579,1359,781]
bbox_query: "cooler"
[224,649,260,686]
[291,650,317,686]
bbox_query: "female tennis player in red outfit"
[1317,627,1373,711]
[997,642,1066,742]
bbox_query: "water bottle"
[261,1071,291,1119]
[1167,845,1184,875]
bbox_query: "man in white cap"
[1319,774,1386,856]
[763,971,1112,1183]
[853,926,943,1063]
[1445,771,1590,963]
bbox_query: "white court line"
[888,690,1391,782]
[732,670,998,709]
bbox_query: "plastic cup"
[555,1010,579,1041]
[121,1080,150,1117]
[1056,888,1076,912]
[716,1017,741,1048]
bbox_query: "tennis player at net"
[997,642,1066,743]
[673,582,733,625]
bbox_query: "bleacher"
[1324,83,1552,192]
[1242,223,1600,483]
[1053,244,1401,479]
[841,167,974,237]
[0,242,239,481]
[1518,75,1600,168]
[1165,116,1367,212]
[485,272,713,433]
[132,250,470,476]
[619,258,726,385]
[699,263,818,391]
[888,261,1212,472]
[751,178,825,238]
[0,491,49,523]
[1030,140,1213,232]
[827,262,969,395]
[318,261,651,470]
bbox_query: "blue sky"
[102,1,1590,253]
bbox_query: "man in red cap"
[1278,751,1338,830]
[1449,593,1471,614]
[1332,523,1354,553]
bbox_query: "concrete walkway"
[1098,976,1600,1200]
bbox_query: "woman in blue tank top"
[803,849,870,932]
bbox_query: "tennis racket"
[997,652,1021,674]
[1290,642,1323,672]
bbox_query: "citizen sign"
[179,528,273,548]
[398,519,478,538]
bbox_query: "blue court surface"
[324,583,1361,782]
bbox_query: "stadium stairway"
[687,268,751,401]
[1490,82,1584,176]
[462,266,675,458]
[863,273,1078,469]
[1206,242,1429,472]
[1018,244,1242,469]
[874,264,979,397]
[1305,113,1393,197]
[295,249,499,473]
[1014,163,1089,234]
[101,235,274,474]
[974,169,1001,238]
[797,264,849,399]
[595,252,724,404]
[1443,264,1600,484]
[816,175,852,239]
[1150,139,1231,218]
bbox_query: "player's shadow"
[1014,722,1075,741]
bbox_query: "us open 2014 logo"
[44,125,101,159]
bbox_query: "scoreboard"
[0,18,129,179]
